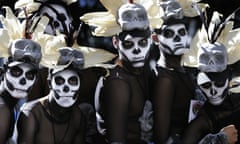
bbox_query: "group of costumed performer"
[0,0,115,143]
[181,1,240,143]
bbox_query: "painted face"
[118,35,151,67]
[198,42,227,72]
[39,4,74,37]
[157,24,189,55]
[51,69,80,107]
[4,62,36,98]
[197,72,229,105]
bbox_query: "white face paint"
[157,24,189,55]
[197,72,229,105]
[198,42,227,72]
[4,62,36,98]
[51,69,80,107]
[118,35,151,67]
[39,4,73,36]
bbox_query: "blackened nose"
[20,78,26,85]
[63,86,69,92]
[210,88,217,96]
[173,35,181,42]
[133,48,141,54]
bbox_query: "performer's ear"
[48,79,52,89]
[112,36,119,50]
[47,69,53,89]
[151,33,159,45]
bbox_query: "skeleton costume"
[81,0,163,143]
[181,3,240,144]
[0,38,42,144]
[178,1,239,144]
[15,0,78,46]
[16,47,87,144]
[13,0,116,103]
[181,70,240,143]
[150,1,205,143]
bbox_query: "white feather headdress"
[157,0,208,18]
[80,0,164,37]
[182,4,240,67]
[0,6,64,66]
[14,0,77,18]
[0,6,116,69]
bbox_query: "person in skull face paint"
[14,0,110,110]
[150,1,199,143]
[0,38,42,144]
[93,1,154,144]
[16,47,87,144]
[178,2,240,142]
[15,0,78,46]
[180,33,240,144]
[14,0,79,102]
[181,69,240,144]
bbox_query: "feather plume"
[0,7,25,57]
[229,76,240,93]
[15,0,77,18]
[0,4,115,70]
[72,44,116,68]
[157,0,208,17]
[182,6,240,66]
[80,0,164,36]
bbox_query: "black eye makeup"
[9,66,23,77]
[55,76,65,85]
[122,40,134,49]
[68,76,79,85]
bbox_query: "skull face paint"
[51,69,80,107]
[118,35,151,67]
[39,4,74,37]
[197,72,229,105]
[157,24,189,55]
[198,42,227,72]
[4,62,36,98]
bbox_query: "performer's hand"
[221,124,238,144]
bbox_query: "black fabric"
[118,28,151,41]
[17,96,86,144]
[205,69,231,82]
[95,65,149,144]
[46,94,74,123]
[181,93,240,143]
[0,91,17,143]
[1,91,18,110]
[28,66,49,101]
[152,67,196,143]
[79,102,98,144]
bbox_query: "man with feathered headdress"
[81,0,163,143]
[180,2,240,143]
[0,38,42,144]
[16,47,88,144]
[9,0,116,105]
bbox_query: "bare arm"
[73,110,86,144]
